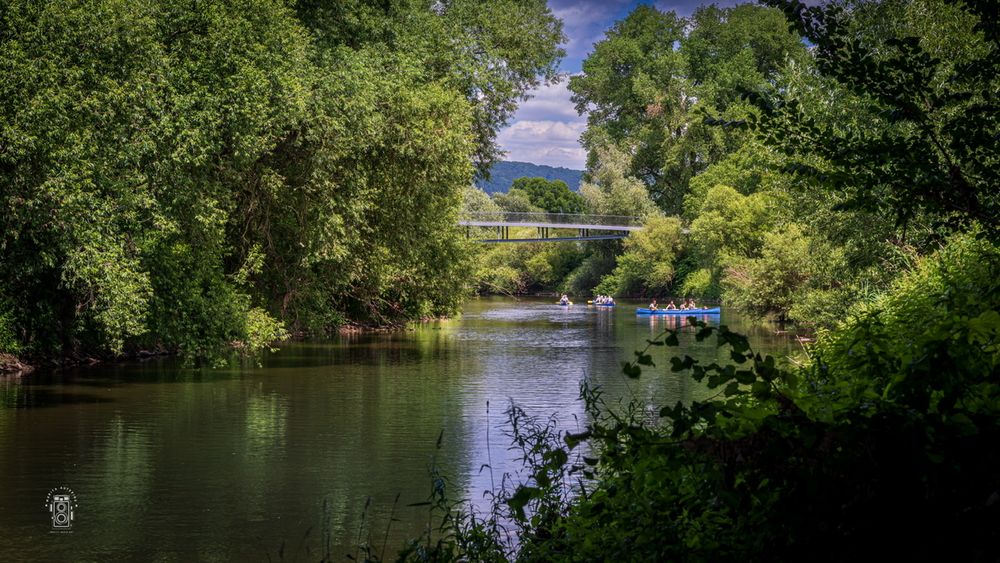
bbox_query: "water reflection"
[0,298,796,561]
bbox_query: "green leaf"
[695,326,715,341]
[544,448,569,468]
[564,430,591,450]
[622,361,643,378]
[507,486,540,520]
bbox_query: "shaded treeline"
[0,0,564,363]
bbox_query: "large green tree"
[0,0,564,361]
[509,177,585,214]
[295,0,565,177]
[750,0,1000,237]
[569,3,806,214]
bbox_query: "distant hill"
[475,161,584,194]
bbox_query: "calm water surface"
[0,297,797,561]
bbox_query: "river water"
[0,297,796,561]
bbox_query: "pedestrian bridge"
[458,212,643,242]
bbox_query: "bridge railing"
[458,212,644,228]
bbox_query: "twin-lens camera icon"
[45,487,77,531]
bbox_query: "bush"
[0,302,20,355]
[678,267,717,299]
[810,230,1000,395]
[596,216,684,296]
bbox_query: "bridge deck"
[476,234,628,243]
[458,220,641,232]
[458,212,646,243]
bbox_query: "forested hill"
[475,161,584,193]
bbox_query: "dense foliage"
[753,0,1000,237]
[507,177,585,214]
[570,3,806,215]
[0,0,564,362]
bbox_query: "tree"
[580,146,659,218]
[295,0,566,177]
[569,3,807,214]
[570,6,688,211]
[493,190,544,213]
[596,216,685,296]
[721,223,814,320]
[683,3,808,103]
[749,0,1000,238]
[509,177,585,214]
[0,0,566,362]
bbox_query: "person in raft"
[665,300,677,310]
[560,294,570,305]
[649,298,658,311]
[686,298,698,310]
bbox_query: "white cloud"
[499,76,590,169]
[512,80,581,122]
[497,119,588,169]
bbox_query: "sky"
[497,0,739,170]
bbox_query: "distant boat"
[557,301,573,307]
[592,303,615,307]
[635,307,720,315]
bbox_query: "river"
[0,297,797,561]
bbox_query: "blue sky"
[497,0,739,170]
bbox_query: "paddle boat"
[635,307,720,315]
[557,301,573,307]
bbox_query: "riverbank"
[0,314,451,375]
[0,346,177,376]
[0,353,33,375]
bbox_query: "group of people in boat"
[648,297,699,311]
[593,295,615,305]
